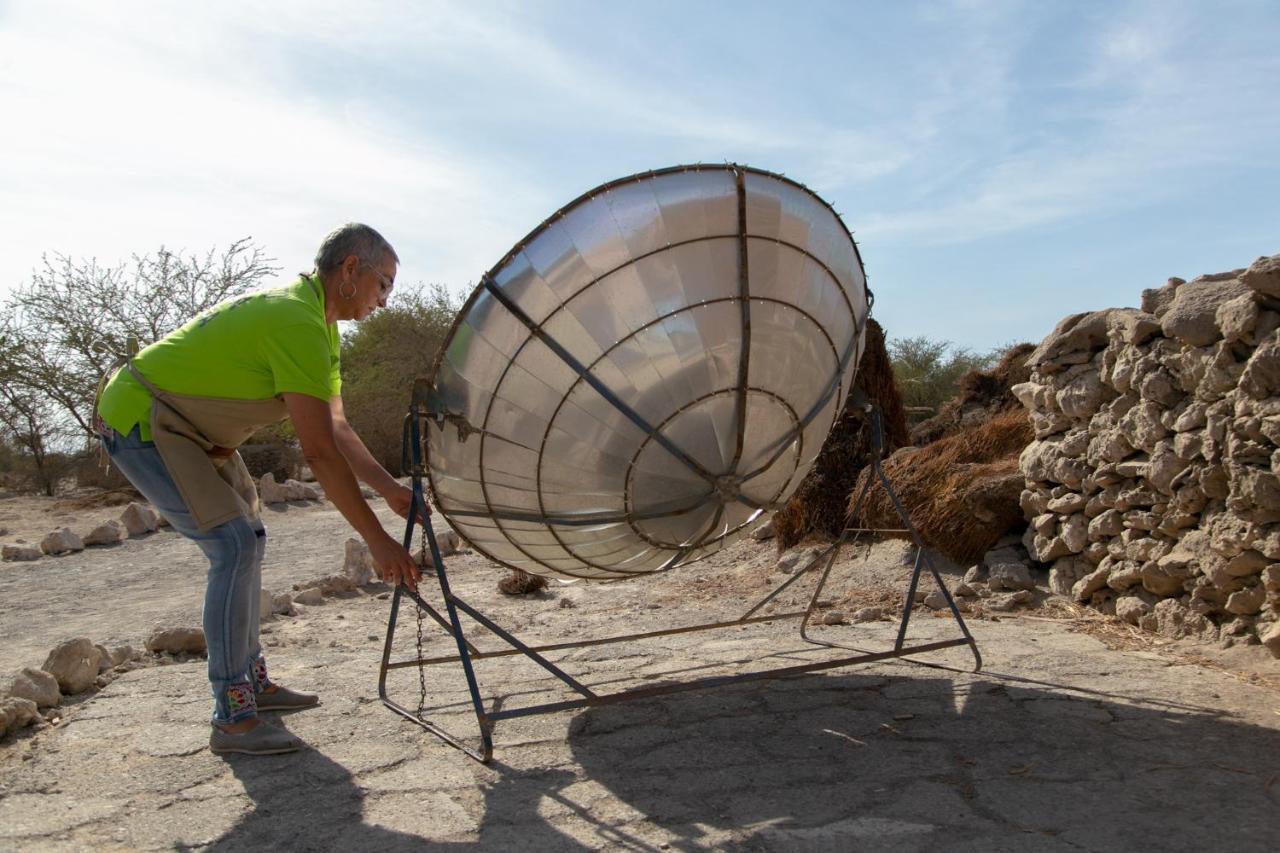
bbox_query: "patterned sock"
[251,656,274,693]
[225,682,256,718]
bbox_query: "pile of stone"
[259,473,321,504]
[1014,254,1280,655]
[2,637,141,738]
[1,501,165,562]
[943,536,1042,615]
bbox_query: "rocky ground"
[2,495,1280,851]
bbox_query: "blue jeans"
[100,426,271,725]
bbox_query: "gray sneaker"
[209,721,303,755]
[255,684,320,712]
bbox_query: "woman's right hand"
[368,534,420,592]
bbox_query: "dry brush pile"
[1014,253,1280,654]
[772,319,909,548]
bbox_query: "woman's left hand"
[385,482,431,523]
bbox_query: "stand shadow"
[201,670,1280,851]
[559,670,1280,851]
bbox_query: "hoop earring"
[339,280,357,299]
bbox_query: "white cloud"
[0,1,544,293]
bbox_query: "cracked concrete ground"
[2,500,1279,851]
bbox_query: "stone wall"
[1014,254,1280,654]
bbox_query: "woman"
[97,223,424,755]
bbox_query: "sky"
[1,0,1277,351]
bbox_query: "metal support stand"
[379,385,981,764]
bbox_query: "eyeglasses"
[360,261,395,296]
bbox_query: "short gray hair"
[313,223,399,276]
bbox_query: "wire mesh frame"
[423,163,872,581]
[379,395,983,764]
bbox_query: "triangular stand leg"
[795,400,983,671]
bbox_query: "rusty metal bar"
[486,638,972,721]
[384,609,808,669]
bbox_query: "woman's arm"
[283,392,420,590]
[328,395,429,522]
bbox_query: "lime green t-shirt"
[98,276,341,441]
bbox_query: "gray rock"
[294,588,324,606]
[1105,561,1144,591]
[1141,560,1189,596]
[0,696,39,737]
[436,528,462,556]
[42,637,103,694]
[923,590,949,610]
[343,537,377,586]
[1240,253,1280,299]
[1239,332,1280,400]
[120,502,159,536]
[109,645,135,666]
[988,560,1036,592]
[1141,278,1182,317]
[963,563,987,584]
[271,592,297,616]
[40,528,84,556]
[1115,311,1163,345]
[1115,596,1152,625]
[1046,492,1087,514]
[1073,567,1111,601]
[82,520,126,546]
[259,473,290,504]
[296,574,357,597]
[1216,292,1260,343]
[1088,509,1124,540]
[1223,549,1268,578]
[986,590,1034,612]
[1261,621,1280,659]
[1060,514,1088,554]
[1263,564,1280,593]
[1027,311,1113,373]
[750,518,776,541]
[1139,598,1216,640]
[259,589,272,621]
[283,479,321,501]
[1224,584,1265,615]
[1119,401,1169,452]
[776,550,804,575]
[10,667,61,708]
[1160,277,1251,346]
[145,626,206,655]
[953,581,978,597]
[2,544,42,562]
[821,610,845,625]
[1049,556,1090,596]
[1138,368,1180,407]
[1057,369,1111,418]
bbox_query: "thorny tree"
[1,239,278,448]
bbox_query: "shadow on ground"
[201,669,1280,852]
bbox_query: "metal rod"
[411,406,495,757]
[391,609,809,668]
[448,596,598,698]
[483,277,718,485]
[486,638,972,720]
[730,166,752,472]
[739,554,825,619]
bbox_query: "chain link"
[414,491,429,720]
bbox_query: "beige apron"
[126,364,289,532]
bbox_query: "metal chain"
[415,492,429,720]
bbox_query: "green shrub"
[340,284,461,473]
